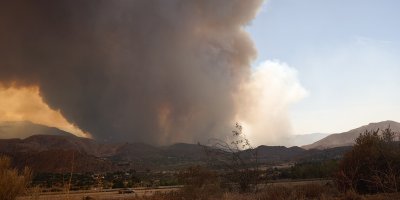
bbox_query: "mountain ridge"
[4,120,396,172]
[303,120,400,150]
[0,121,76,139]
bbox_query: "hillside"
[7,150,115,173]
[1,134,350,172]
[0,121,354,172]
[254,145,306,163]
[0,121,75,139]
[303,120,400,150]
[0,134,121,172]
[289,133,331,147]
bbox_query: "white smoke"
[236,60,307,146]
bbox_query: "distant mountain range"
[2,120,397,173]
[303,120,400,150]
[0,123,211,172]
[288,133,331,147]
[1,133,349,173]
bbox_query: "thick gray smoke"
[0,0,262,144]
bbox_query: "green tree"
[112,179,125,188]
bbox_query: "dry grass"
[0,156,32,200]
[14,184,400,200]
[123,183,400,200]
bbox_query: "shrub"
[258,185,292,200]
[0,155,32,200]
[177,165,223,199]
[342,190,364,200]
[295,183,326,199]
[336,128,400,194]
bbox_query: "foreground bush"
[177,165,223,199]
[130,182,343,200]
[130,183,400,200]
[336,128,400,194]
[0,155,32,200]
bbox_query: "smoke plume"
[0,85,87,137]
[0,0,263,144]
[236,60,308,146]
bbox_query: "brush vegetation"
[4,128,400,199]
[336,128,400,194]
[0,155,31,200]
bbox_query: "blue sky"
[247,0,400,134]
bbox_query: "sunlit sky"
[248,0,400,134]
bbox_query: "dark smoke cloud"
[0,0,262,144]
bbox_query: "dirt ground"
[17,187,181,200]
[17,181,400,200]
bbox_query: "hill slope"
[289,133,331,147]
[303,120,400,150]
[0,121,355,172]
[0,121,75,139]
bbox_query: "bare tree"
[202,123,259,192]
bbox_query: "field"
[17,186,182,200]
[17,180,400,200]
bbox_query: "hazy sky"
[248,0,400,134]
